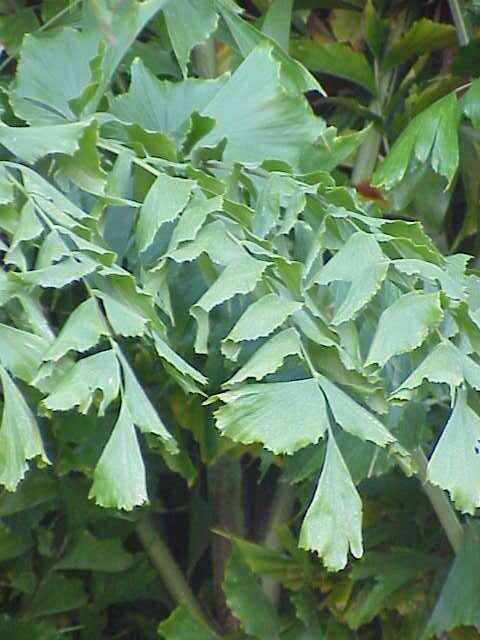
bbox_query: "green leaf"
[262,0,293,51]
[219,2,321,94]
[374,93,460,190]
[30,575,87,617]
[96,266,159,328]
[0,367,48,492]
[366,292,443,367]
[169,194,223,252]
[299,430,363,571]
[0,471,57,517]
[89,401,148,510]
[191,255,267,353]
[319,376,396,447]
[222,293,302,359]
[118,351,178,453]
[10,28,99,124]
[42,349,121,416]
[168,219,245,265]
[136,173,194,253]
[363,0,387,57]
[199,44,325,168]
[392,341,480,400]
[427,388,480,514]
[96,290,148,337]
[43,298,108,362]
[153,333,208,391]
[424,522,480,638]
[20,166,92,224]
[382,18,457,71]
[87,0,172,112]
[225,327,302,386]
[346,549,438,629]
[393,258,465,300]
[300,124,370,173]
[312,232,389,325]
[15,256,99,289]
[0,166,14,205]
[0,325,49,383]
[163,0,218,76]
[158,604,220,640]
[462,78,480,128]
[0,7,39,57]
[214,378,329,454]
[290,40,376,94]
[0,523,32,561]
[57,120,108,195]
[55,530,133,572]
[0,121,90,163]
[223,545,281,639]
[5,201,43,270]
[111,58,228,141]
[0,617,59,640]
[11,1,170,124]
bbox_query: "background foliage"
[0,0,480,638]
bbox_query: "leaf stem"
[136,513,208,622]
[448,0,472,47]
[192,36,217,79]
[412,448,464,553]
[261,480,296,604]
[208,456,245,631]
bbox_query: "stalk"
[352,12,405,184]
[448,0,472,47]
[136,514,208,622]
[261,481,297,605]
[192,37,217,79]
[208,457,245,630]
[351,123,383,184]
[412,449,464,553]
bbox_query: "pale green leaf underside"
[299,431,363,571]
[111,58,227,140]
[44,298,108,362]
[367,291,443,367]
[222,293,302,357]
[89,402,147,511]
[0,121,90,163]
[314,232,389,325]
[200,44,324,168]
[163,0,218,76]
[42,349,120,416]
[191,256,267,353]
[393,258,465,300]
[214,378,329,454]
[319,376,396,447]
[119,351,178,454]
[392,341,480,400]
[15,256,99,289]
[225,327,302,386]
[427,388,480,514]
[0,324,49,382]
[136,173,194,253]
[0,366,49,492]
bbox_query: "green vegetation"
[0,0,479,638]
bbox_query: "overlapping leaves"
[1,0,480,597]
